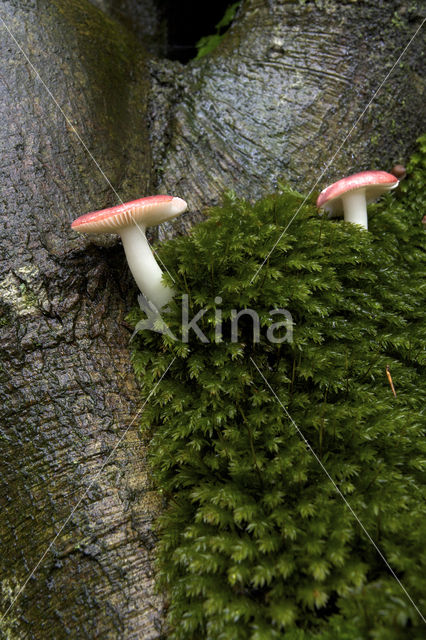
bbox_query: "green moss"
[129,136,426,639]
[195,3,240,59]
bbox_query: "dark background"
[161,0,234,61]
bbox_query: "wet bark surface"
[152,0,425,217]
[88,0,168,56]
[0,1,162,638]
[0,0,424,638]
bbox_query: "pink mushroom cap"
[316,171,399,216]
[71,195,187,233]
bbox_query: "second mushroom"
[316,170,399,230]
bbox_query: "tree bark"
[151,0,425,217]
[0,0,424,638]
[0,1,162,638]
[87,0,168,56]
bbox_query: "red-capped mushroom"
[71,195,187,309]
[316,170,399,230]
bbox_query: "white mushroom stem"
[119,224,173,310]
[340,189,368,230]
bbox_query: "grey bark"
[87,0,168,56]
[0,1,161,638]
[152,0,425,219]
[0,0,424,639]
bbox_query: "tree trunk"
[0,1,162,638]
[0,0,424,638]
[151,0,425,216]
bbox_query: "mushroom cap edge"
[316,171,399,216]
[71,195,187,234]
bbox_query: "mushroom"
[316,170,399,230]
[71,195,187,309]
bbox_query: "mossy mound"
[128,136,425,640]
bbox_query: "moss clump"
[195,3,240,59]
[129,136,425,640]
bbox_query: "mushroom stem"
[119,224,173,310]
[341,189,368,229]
